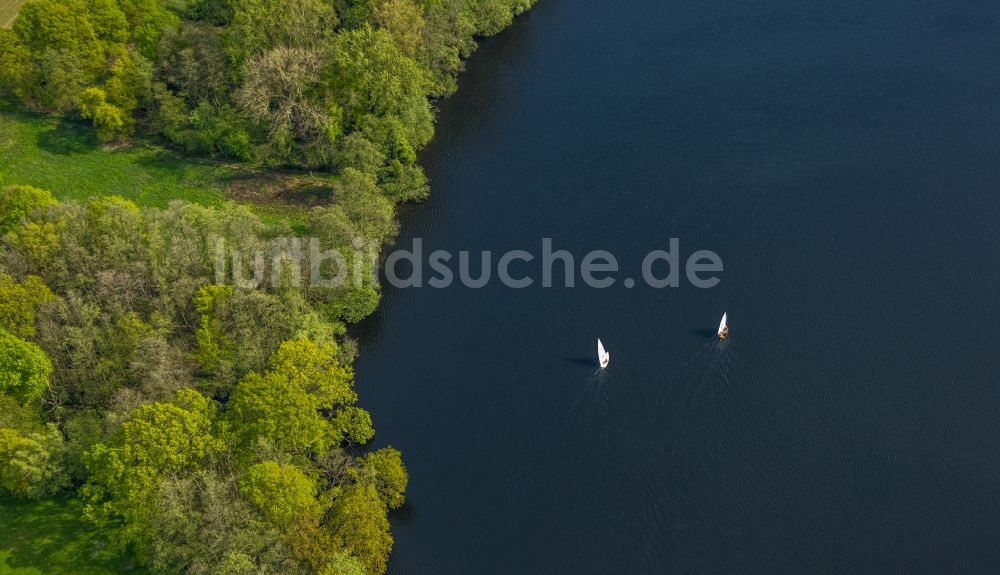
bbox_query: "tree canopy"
[239,460,323,525]
[0,187,418,572]
[81,389,223,547]
[226,339,366,456]
[0,0,536,571]
[0,0,536,183]
[0,329,52,405]
[0,273,56,338]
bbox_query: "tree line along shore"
[0,0,535,573]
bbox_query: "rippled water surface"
[354,0,1000,572]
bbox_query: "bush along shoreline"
[0,0,536,573]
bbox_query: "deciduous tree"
[0,274,57,338]
[81,389,223,548]
[353,447,407,509]
[0,329,52,405]
[239,461,323,525]
[226,339,366,456]
[373,0,424,57]
[0,185,55,234]
[0,423,69,498]
[326,484,392,575]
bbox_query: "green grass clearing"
[0,495,145,574]
[0,105,322,228]
[0,106,230,208]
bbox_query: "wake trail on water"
[545,340,752,444]
[520,341,761,565]
[623,342,763,570]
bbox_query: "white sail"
[597,338,610,368]
[718,312,728,338]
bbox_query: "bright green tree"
[84,0,129,43]
[0,185,55,234]
[192,284,234,371]
[373,0,425,57]
[79,87,131,141]
[0,274,57,338]
[0,329,52,405]
[227,339,365,456]
[12,0,105,73]
[117,0,179,59]
[266,339,356,406]
[331,405,374,445]
[227,367,330,454]
[326,484,392,575]
[81,389,223,548]
[0,423,69,498]
[321,552,367,575]
[353,447,407,509]
[239,461,322,525]
[0,428,21,464]
[0,29,33,101]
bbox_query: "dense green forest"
[1,0,534,193]
[0,0,534,573]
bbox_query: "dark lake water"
[354,0,1000,572]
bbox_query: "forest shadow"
[389,498,418,528]
[222,169,334,207]
[132,147,193,171]
[0,495,144,574]
[35,117,98,155]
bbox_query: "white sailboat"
[718,312,729,340]
[597,338,610,369]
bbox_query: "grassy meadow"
[0,496,145,574]
[0,106,231,208]
[0,105,325,226]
